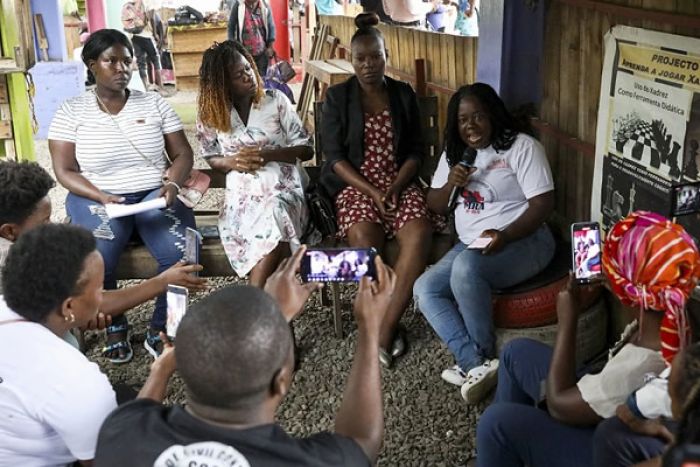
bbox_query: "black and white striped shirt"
[48,90,183,194]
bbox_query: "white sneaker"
[441,365,468,386]
[460,358,499,404]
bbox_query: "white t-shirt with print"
[431,133,554,244]
[48,90,183,195]
[0,298,117,466]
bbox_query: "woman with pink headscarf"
[473,211,700,467]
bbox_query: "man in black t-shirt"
[94,246,396,467]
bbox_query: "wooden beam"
[33,14,49,62]
[530,117,595,159]
[555,0,700,29]
[0,120,12,139]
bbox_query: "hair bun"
[355,12,380,29]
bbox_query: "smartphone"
[166,285,188,338]
[468,237,493,250]
[184,227,201,275]
[197,225,219,239]
[301,247,378,283]
[571,222,603,284]
[671,181,700,217]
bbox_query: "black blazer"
[319,76,425,197]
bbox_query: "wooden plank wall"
[318,15,477,142]
[541,0,700,229]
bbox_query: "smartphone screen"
[166,285,188,338]
[301,247,377,283]
[184,227,201,275]
[571,222,603,283]
[672,182,700,217]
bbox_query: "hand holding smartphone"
[301,247,378,283]
[571,221,603,284]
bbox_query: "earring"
[65,313,75,323]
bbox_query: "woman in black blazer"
[320,13,439,367]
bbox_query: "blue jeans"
[593,416,669,467]
[477,338,595,467]
[478,339,668,467]
[413,224,555,370]
[65,188,195,330]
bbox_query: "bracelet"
[164,181,181,193]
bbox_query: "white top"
[577,343,666,418]
[48,90,183,195]
[431,133,554,244]
[634,367,672,419]
[382,0,434,23]
[0,299,117,466]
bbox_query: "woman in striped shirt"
[48,29,195,363]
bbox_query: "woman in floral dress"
[197,40,314,286]
[320,14,441,367]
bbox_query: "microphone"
[448,148,477,210]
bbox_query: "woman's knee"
[449,250,484,282]
[346,222,385,249]
[413,266,443,301]
[477,403,523,445]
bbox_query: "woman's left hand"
[159,183,178,207]
[480,229,507,255]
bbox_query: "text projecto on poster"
[591,26,700,242]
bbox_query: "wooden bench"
[304,59,354,101]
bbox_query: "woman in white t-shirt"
[49,29,195,363]
[413,83,556,402]
[0,224,117,466]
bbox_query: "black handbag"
[305,182,336,238]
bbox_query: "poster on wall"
[591,25,700,241]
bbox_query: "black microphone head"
[462,147,477,166]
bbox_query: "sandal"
[144,330,164,359]
[102,323,133,364]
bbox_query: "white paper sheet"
[104,197,167,219]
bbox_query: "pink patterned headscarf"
[602,211,700,364]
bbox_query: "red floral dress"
[335,109,439,239]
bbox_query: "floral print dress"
[335,109,437,239]
[196,90,314,276]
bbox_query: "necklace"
[93,89,128,115]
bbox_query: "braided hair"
[198,40,265,132]
[443,83,533,167]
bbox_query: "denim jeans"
[65,188,195,330]
[477,338,595,467]
[413,224,555,371]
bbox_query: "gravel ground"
[32,91,483,466]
